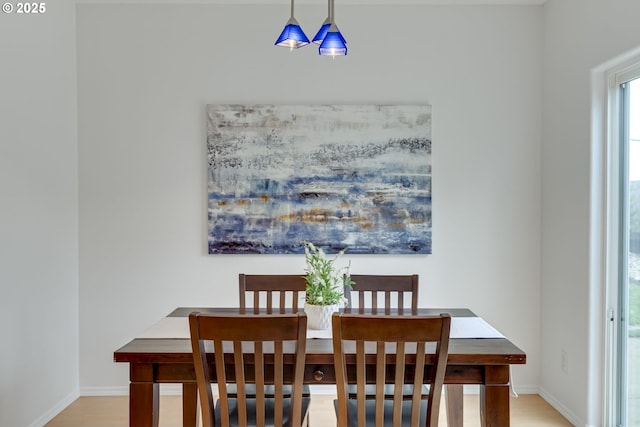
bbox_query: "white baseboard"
[81,386,128,396]
[509,384,539,395]
[538,386,582,426]
[81,384,185,396]
[29,389,79,427]
[445,384,539,395]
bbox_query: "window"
[608,67,640,427]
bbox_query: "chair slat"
[385,292,392,314]
[412,343,426,427]
[214,339,230,427]
[252,293,260,314]
[393,342,406,427]
[356,340,366,427]
[266,291,273,313]
[376,342,385,427]
[274,341,284,427]
[279,291,286,312]
[255,342,265,427]
[233,341,247,427]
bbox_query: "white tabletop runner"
[136,316,504,340]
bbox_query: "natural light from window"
[631,79,640,182]
[627,78,639,427]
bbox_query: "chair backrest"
[346,275,419,314]
[332,313,451,427]
[189,312,308,427]
[239,274,307,313]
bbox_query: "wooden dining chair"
[346,275,463,426]
[237,274,311,399]
[331,312,451,427]
[189,311,310,427]
[239,274,307,314]
[346,274,419,314]
[343,275,420,400]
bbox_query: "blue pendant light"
[319,23,347,56]
[318,0,347,56]
[275,0,309,50]
[312,0,331,44]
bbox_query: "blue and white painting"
[207,104,432,254]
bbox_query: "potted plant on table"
[303,241,354,330]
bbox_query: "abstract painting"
[207,104,432,254]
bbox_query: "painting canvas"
[207,104,432,254]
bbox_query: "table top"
[113,307,526,366]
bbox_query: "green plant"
[303,241,354,306]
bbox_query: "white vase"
[304,303,338,330]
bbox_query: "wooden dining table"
[114,307,526,427]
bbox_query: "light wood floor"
[46,394,572,427]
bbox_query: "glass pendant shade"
[275,16,310,49]
[319,24,347,56]
[312,19,331,45]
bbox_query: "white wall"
[541,0,640,426]
[77,3,542,394]
[0,1,79,427]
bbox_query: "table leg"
[182,383,198,427]
[130,382,159,427]
[479,366,510,427]
[445,384,463,427]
